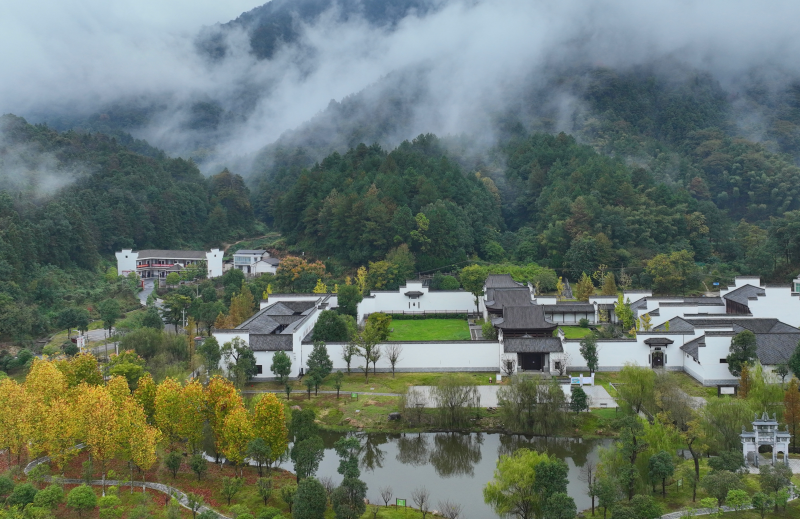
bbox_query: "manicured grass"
[558,326,593,339]
[387,319,470,341]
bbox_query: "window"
[256,365,263,375]
[720,358,728,363]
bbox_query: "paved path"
[139,280,155,306]
[242,389,401,397]
[410,383,618,408]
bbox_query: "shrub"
[33,484,63,509]
[579,318,590,328]
[256,507,283,519]
[7,483,37,507]
[67,485,97,518]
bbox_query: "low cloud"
[3,0,799,173]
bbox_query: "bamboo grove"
[0,354,288,483]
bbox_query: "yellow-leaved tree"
[313,279,328,294]
[0,378,34,466]
[41,395,82,472]
[57,352,104,387]
[251,393,289,472]
[225,282,255,328]
[154,378,184,446]
[179,379,207,452]
[133,373,157,425]
[117,387,161,494]
[205,375,243,463]
[220,405,254,476]
[77,383,119,493]
[25,359,68,457]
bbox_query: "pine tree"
[601,272,617,295]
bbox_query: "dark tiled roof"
[485,288,532,309]
[485,274,523,289]
[723,284,765,306]
[644,337,675,346]
[653,317,695,333]
[493,305,557,331]
[733,319,795,334]
[504,336,563,353]
[754,333,800,365]
[404,291,424,297]
[136,249,208,259]
[598,303,615,310]
[680,336,706,360]
[235,249,266,255]
[280,301,318,313]
[543,303,594,312]
[629,297,648,311]
[250,334,293,351]
[260,258,281,265]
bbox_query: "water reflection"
[395,434,429,466]
[498,435,594,467]
[429,433,483,478]
[357,433,387,472]
[304,432,610,518]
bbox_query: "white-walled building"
[212,274,800,386]
[115,249,223,279]
[357,280,475,324]
[232,249,280,276]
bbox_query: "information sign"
[396,498,406,507]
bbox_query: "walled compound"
[212,274,800,386]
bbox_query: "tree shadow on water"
[428,432,483,478]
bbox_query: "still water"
[279,432,610,518]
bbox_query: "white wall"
[357,281,475,323]
[254,261,278,275]
[206,249,223,278]
[749,287,800,328]
[291,340,501,374]
[116,249,137,276]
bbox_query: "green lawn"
[558,326,593,339]
[387,319,471,341]
[246,371,498,394]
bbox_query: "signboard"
[396,498,406,507]
[720,386,736,395]
[713,282,720,286]
[76,335,86,352]
[351,393,358,400]
[570,377,581,385]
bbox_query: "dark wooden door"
[520,353,543,371]
[652,351,664,368]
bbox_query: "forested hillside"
[0,115,256,340]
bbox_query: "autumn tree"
[77,384,119,492]
[205,376,244,462]
[784,378,800,450]
[251,393,289,471]
[600,272,617,295]
[220,405,254,476]
[574,272,594,302]
[179,380,207,452]
[133,373,157,424]
[154,378,184,445]
[225,282,255,328]
[0,378,33,466]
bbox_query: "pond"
[278,432,610,518]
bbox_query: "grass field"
[558,326,594,339]
[387,319,471,341]
[246,371,499,394]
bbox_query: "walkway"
[409,383,617,408]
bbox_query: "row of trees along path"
[22,448,232,519]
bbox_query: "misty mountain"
[199,0,442,60]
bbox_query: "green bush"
[256,507,283,519]
[33,484,64,509]
[579,318,590,328]
[7,483,37,507]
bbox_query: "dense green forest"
[248,67,800,284]
[0,114,256,341]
